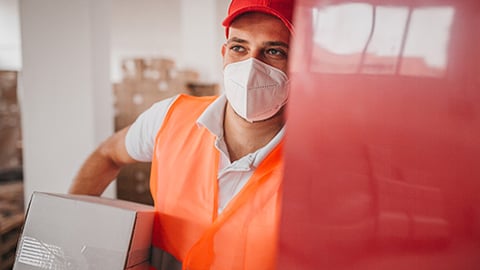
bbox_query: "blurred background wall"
[0,0,229,206]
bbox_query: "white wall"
[111,0,229,84]
[0,0,21,70]
[110,0,182,83]
[19,0,115,204]
[180,0,226,83]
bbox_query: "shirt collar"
[197,94,285,168]
[197,94,227,139]
[251,126,284,168]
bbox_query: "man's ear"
[221,44,226,57]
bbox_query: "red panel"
[279,0,480,269]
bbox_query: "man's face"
[222,12,291,74]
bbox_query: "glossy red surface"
[279,0,480,269]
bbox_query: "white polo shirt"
[126,94,285,213]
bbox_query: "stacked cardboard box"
[0,181,24,270]
[0,71,24,270]
[186,82,220,97]
[114,58,200,132]
[114,58,201,204]
[0,71,22,176]
[116,163,153,206]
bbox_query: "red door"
[280,0,480,269]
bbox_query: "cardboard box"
[13,192,155,270]
[0,70,23,173]
[186,82,220,97]
[121,58,175,82]
[0,125,22,171]
[117,163,154,206]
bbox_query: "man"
[69,0,294,269]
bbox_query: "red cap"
[222,0,295,36]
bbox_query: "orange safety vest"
[149,94,284,270]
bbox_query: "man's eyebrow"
[263,41,289,49]
[226,37,248,44]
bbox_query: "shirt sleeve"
[125,95,178,162]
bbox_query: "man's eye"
[266,48,287,58]
[231,45,245,52]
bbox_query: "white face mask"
[223,58,289,122]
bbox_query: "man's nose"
[249,49,265,63]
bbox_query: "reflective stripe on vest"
[150,94,284,270]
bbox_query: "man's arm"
[69,126,137,196]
